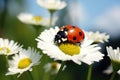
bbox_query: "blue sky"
[69,0,120,38]
[78,0,120,24]
[10,0,120,38]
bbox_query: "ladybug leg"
[54,30,68,44]
[78,42,81,46]
[58,38,62,43]
[54,35,61,43]
[60,31,67,42]
[61,38,67,42]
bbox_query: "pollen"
[0,47,10,54]
[0,47,3,51]
[51,62,58,69]
[33,16,42,22]
[18,58,32,69]
[59,43,80,56]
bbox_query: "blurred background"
[0,0,120,80]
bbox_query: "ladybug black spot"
[72,26,76,28]
[79,32,82,36]
[83,35,85,39]
[73,36,76,40]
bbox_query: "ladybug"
[54,25,85,44]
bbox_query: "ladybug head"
[54,30,67,44]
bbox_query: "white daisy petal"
[106,46,120,61]
[37,0,67,10]
[81,52,104,65]
[85,31,110,43]
[117,70,120,75]
[72,58,82,65]
[103,65,113,74]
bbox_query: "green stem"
[55,61,66,80]
[49,11,54,28]
[37,54,49,80]
[33,25,39,36]
[87,65,92,80]
[43,72,50,80]
[5,55,9,69]
[109,71,116,80]
[5,56,15,80]
[27,71,34,80]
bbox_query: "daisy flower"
[85,31,109,43]
[106,46,120,62]
[44,62,63,74]
[37,0,67,11]
[106,46,120,71]
[17,13,57,26]
[36,27,104,65]
[5,47,42,77]
[0,38,22,56]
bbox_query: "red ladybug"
[54,25,85,44]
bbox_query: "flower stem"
[109,71,116,80]
[49,11,54,28]
[55,61,66,80]
[33,25,40,36]
[5,56,15,80]
[43,72,50,80]
[87,65,92,80]
[5,55,9,68]
[27,71,34,80]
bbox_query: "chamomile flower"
[37,0,67,11]
[36,27,104,65]
[5,47,42,77]
[86,31,109,43]
[17,13,57,26]
[0,38,22,56]
[44,62,64,74]
[106,46,120,72]
[106,46,120,62]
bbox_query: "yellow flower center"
[18,58,32,69]
[51,62,58,69]
[0,47,10,54]
[33,16,42,22]
[59,43,80,56]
